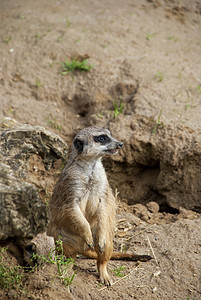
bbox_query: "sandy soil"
[0,0,201,299]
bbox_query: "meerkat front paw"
[86,239,94,249]
[81,223,94,249]
[98,237,106,253]
[84,232,94,249]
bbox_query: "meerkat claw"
[86,241,94,250]
[98,240,106,253]
[98,245,104,253]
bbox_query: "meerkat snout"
[116,141,123,148]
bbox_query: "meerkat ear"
[74,138,84,152]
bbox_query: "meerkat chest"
[79,161,107,216]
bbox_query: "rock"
[31,233,55,258]
[146,201,160,214]
[178,207,198,220]
[0,163,48,240]
[7,289,18,300]
[0,116,19,129]
[0,117,68,243]
[0,118,68,178]
[131,204,150,221]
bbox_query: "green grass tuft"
[32,237,75,289]
[60,59,92,74]
[35,79,43,88]
[152,109,164,134]
[3,35,12,44]
[47,116,62,132]
[112,265,126,277]
[146,33,156,41]
[155,71,163,82]
[112,97,124,118]
[0,248,24,292]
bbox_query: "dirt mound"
[92,114,201,211]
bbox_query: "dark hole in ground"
[192,206,201,213]
[72,94,93,119]
[159,202,179,214]
[78,111,87,117]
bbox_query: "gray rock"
[0,163,48,240]
[0,117,68,242]
[146,201,160,214]
[0,117,68,178]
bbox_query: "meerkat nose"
[117,142,123,148]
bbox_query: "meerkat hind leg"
[96,242,113,286]
[62,243,77,260]
[97,256,112,286]
[83,244,113,285]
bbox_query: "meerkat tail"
[82,250,152,262]
[110,253,152,262]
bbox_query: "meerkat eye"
[94,134,110,144]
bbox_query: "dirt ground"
[0,0,201,299]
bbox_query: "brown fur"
[47,127,151,285]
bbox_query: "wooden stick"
[147,236,158,265]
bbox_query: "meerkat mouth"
[105,149,118,154]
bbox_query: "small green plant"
[3,35,12,44]
[57,36,63,43]
[75,38,80,44]
[66,18,71,28]
[59,161,66,171]
[112,97,124,118]
[184,98,196,110]
[155,71,163,82]
[35,79,43,88]
[0,248,24,292]
[35,33,40,41]
[146,33,156,41]
[152,109,164,134]
[60,59,92,74]
[8,107,16,116]
[173,108,182,119]
[196,84,201,94]
[102,41,111,48]
[19,14,25,19]
[48,117,62,132]
[178,72,182,79]
[168,35,178,42]
[185,100,190,110]
[96,112,103,119]
[122,244,127,253]
[32,237,75,289]
[112,265,126,277]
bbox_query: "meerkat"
[47,127,151,285]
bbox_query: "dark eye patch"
[93,134,110,145]
[74,138,84,152]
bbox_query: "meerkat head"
[73,127,123,159]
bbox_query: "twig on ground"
[147,236,158,265]
[125,226,151,241]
